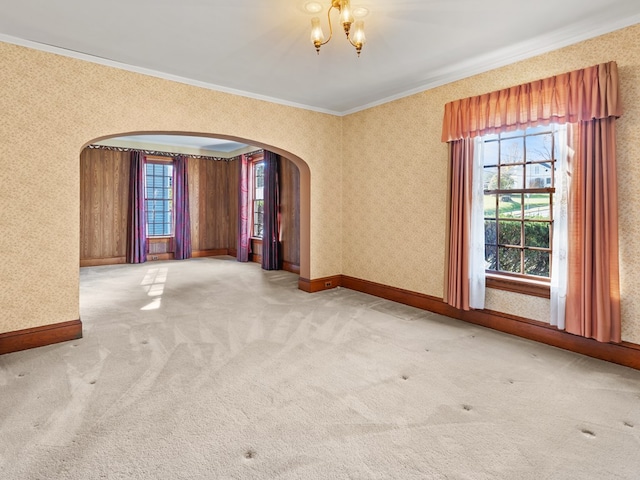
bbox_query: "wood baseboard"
[192,249,230,258]
[80,257,126,267]
[82,250,236,266]
[340,275,640,370]
[283,261,301,274]
[148,253,174,261]
[298,275,341,293]
[0,319,83,355]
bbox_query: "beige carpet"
[1,256,639,479]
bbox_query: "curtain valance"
[441,61,621,142]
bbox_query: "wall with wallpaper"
[0,41,341,335]
[1,23,639,346]
[341,23,640,344]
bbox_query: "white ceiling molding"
[340,10,640,115]
[0,33,342,116]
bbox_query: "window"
[252,161,264,238]
[145,162,173,237]
[482,125,560,279]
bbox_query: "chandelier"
[307,0,367,57]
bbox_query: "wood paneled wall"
[80,149,296,271]
[80,148,130,265]
[279,157,300,268]
[188,158,238,254]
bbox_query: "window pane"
[255,163,264,188]
[498,220,521,246]
[526,163,552,188]
[484,194,498,218]
[499,247,521,274]
[524,250,550,277]
[485,245,497,271]
[524,222,550,248]
[484,220,497,246]
[483,141,499,166]
[501,165,524,190]
[497,193,522,219]
[524,194,550,220]
[483,167,499,190]
[525,133,553,161]
[500,137,524,164]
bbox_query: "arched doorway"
[79,131,311,280]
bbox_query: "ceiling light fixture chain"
[309,0,367,57]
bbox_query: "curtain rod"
[87,144,263,162]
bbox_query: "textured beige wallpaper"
[342,23,640,344]
[2,23,640,345]
[0,41,342,334]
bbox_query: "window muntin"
[145,162,173,237]
[252,161,264,238]
[482,125,558,279]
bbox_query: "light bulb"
[310,17,325,54]
[350,20,366,56]
[339,0,354,34]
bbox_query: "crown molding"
[3,12,640,118]
[340,14,640,116]
[0,33,342,117]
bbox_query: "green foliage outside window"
[485,220,550,277]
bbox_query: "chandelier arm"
[319,4,335,47]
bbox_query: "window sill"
[485,273,550,299]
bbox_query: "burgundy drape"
[262,151,281,271]
[441,61,621,342]
[237,154,250,262]
[126,151,147,264]
[173,155,192,260]
[443,139,474,310]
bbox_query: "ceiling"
[95,135,250,155]
[1,0,640,115]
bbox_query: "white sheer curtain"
[469,136,486,309]
[550,125,570,330]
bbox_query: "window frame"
[250,157,265,239]
[480,125,560,295]
[144,156,174,238]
